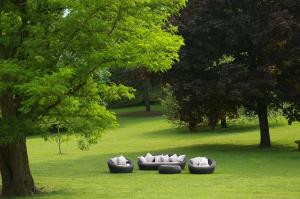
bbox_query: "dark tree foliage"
[276,2,300,124]
[110,67,164,111]
[168,0,300,147]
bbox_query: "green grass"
[12,106,300,198]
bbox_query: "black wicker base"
[159,165,181,174]
[107,159,134,173]
[188,158,216,174]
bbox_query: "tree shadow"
[30,142,298,178]
[0,188,71,199]
[118,111,162,117]
[114,116,164,129]
[140,122,286,139]
[27,141,300,198]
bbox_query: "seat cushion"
[170,154,178,162]
[143,162,180,165]
[154,155,163,163]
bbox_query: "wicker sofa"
[107,157,134,173]
[138,154,186,170]
[188,158,216,174]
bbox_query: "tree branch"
[109,0,126,35]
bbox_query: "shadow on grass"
[28,141,300,198]
[115,116,164,129]
[30,142,298,178]
[118,111,162,117]
[140,121,287,139]
[2,189,71,199]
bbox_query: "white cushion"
[177,155,186,162]
[117,156,127,166]
[190,157,209,167]
[154,155,163,163]
[138,156,147,163]
[145,153,154,162]
[170,154,178,162]
[161,155,170,162]
[198,157,209,167]
[118,163,131,167]
[111,157,118,165]
[190,157,199,166]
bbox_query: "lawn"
[13,106,300,198]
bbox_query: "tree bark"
[221,118,227,128]
[219,108,228,128]
[220,112,228,128]
[257,101,271,147]
[0,92,36,196]
[208,117,217,131]
[0,139,36,196]
[0,1,36,196]
[188,121,197,133]
[57,127,62,155]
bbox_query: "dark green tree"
[168,0,300,147]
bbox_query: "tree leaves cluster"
[0,0,185,145]
[0,0,186,196]
[166,0,300,147]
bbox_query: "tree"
[168,0,299,146]
[0,0,185,196]
[45,124,70,155]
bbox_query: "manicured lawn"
[12,106,300,198]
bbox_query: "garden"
[18,106,300,198]
[1,0,300,198]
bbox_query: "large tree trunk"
[0,1,36,196]
[0,139,36,197]
[0,91,36,197]
[257,101,271,147]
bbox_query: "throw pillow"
[190,157,199,166]
[117,156,127,166]
[170,154,178,162]
[145,153,155,162]
[177,155,186,162]
[154,155,163,163]
[138,156,147,163]
[161,155,170,162]
[111,157,118,165]
[198,157,209,167]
